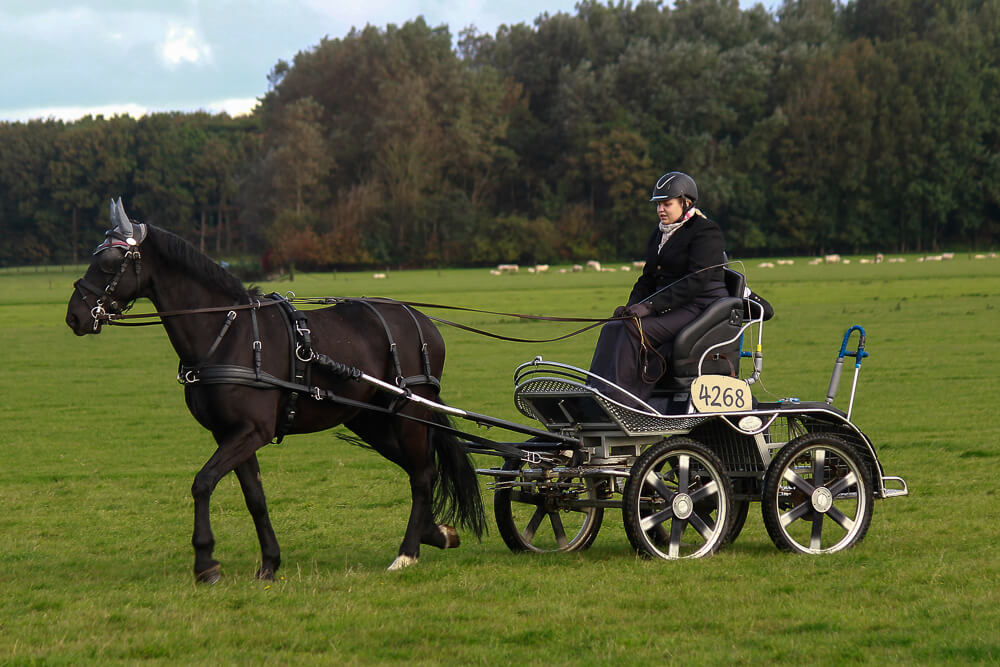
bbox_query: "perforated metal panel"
[514,376,709,436]
[602,401,708,434]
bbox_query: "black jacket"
[627,213,728,313]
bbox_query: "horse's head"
[66,198,149,335]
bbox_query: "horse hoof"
[256,567,275,581]
[439,524,460,549]
[195,563,221,585]
[387,554,418,571]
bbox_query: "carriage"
[467,267,908,559]
[66,199,908,579]
[477,335,909,559]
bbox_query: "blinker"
[97,247,123,274]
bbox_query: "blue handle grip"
[838,325,869,365]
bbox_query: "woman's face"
[657,198,685,225]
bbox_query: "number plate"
[691,375,751,413]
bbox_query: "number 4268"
[698,383,746,409]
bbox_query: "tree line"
[1,0,998,269]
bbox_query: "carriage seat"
[653,268,746,397]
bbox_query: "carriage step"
[880,475,909,498]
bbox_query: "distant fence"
[0,264,88,275]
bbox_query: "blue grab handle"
[838,325,869,367]
[827,325,868,404]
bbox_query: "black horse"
[66,200,484,582]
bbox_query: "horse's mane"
[146,225,260,300]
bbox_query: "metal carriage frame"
[361,317,908,560]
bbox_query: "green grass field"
[2,255,999,664]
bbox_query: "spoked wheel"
[494,458,604,553]
[695,495,748,549]
[762,432,873,554]
[623,438,732,560]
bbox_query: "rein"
[94,261,737,342]
[101,299,283,326]
[328,297,611,343]
[100,295,621,343]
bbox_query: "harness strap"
[357,300,406,387]
[271,295,313,443]
[180,364,563,464]
[203,310,238,360]
[250,304,262,381]
[74,277,108,300]
[180,296,443,442]
[400,304,438,390]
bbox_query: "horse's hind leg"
[347,412,444,570]
[234,454,281,580]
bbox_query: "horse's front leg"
[191,426,268,583]
[191,454,222,583]
[234,454,281,580]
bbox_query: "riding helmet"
[650,172,698,203]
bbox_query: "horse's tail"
[429,410,487,538]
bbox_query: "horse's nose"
[66,310,88,335]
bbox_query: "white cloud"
[160,23,213,67]
[203,97,259,116]
[0,103,149,123]
[0,97,256,124]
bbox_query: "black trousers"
[588,294,723,407]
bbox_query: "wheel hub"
[811,486,834,513]
[672,493,694,520]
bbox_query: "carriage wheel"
[494,458,604,553]
[622,438,732,560]
[694,496,748,549]
[761,433,873,554]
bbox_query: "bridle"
[73,229,145,331]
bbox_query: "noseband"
[74,232,144,331]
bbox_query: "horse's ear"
[110,197,135,239]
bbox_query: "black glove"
[746,290,774,321]
[625,302,654,318]
[612,305,629,318]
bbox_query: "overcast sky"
[0,0,775,123]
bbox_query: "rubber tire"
[761,432,873,554]
[623,437,732,560]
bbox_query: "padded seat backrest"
[723,268,745,300]
[667,297,743,378]
[654,268,746,393]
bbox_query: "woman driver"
[588,171,729,406]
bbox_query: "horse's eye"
[97,248,123,274]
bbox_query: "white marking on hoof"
[387,554,418,571]
[439,524,460,549]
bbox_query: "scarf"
[657,207,699,252]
